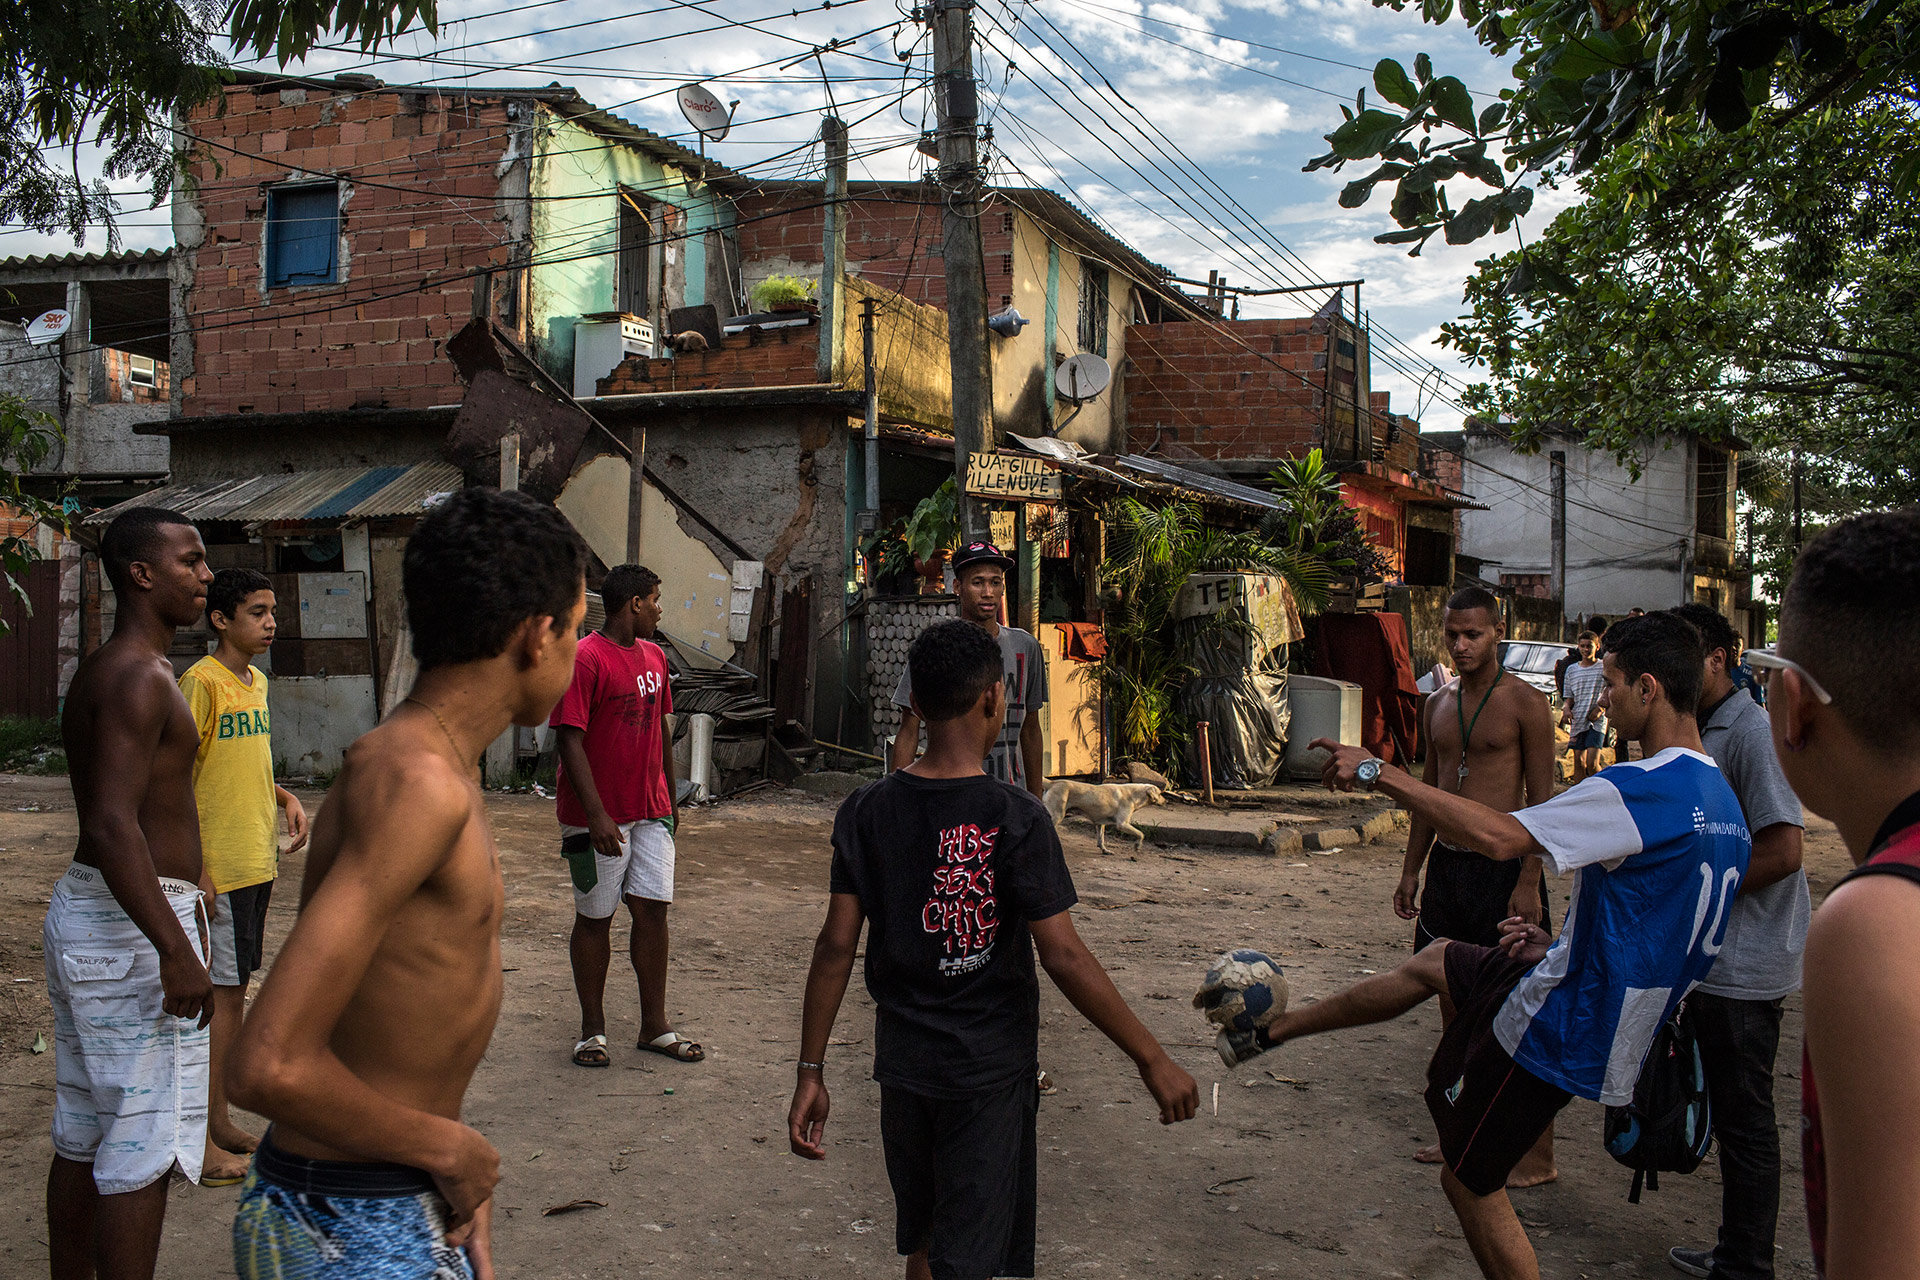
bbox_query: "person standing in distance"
[1560,632,1608,782]
[179,568,310,1187]
[1759,509,1920,1280]
[551,565,697,1068]
[1662,603,1808,1280]
[891,542,1047,799]
[45,507,215,1279]
[1395,586,1558,1185]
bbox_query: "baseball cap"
[951,540,1016,572]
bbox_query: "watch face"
[1358,760,1381,782]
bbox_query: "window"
[265,183,339,288]
[1077,259,1109,357]
[617,193,653,316]
[1694,445,1730,540]
[128,354,157,387]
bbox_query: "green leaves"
[1429,77,1477,132]
[1374,59,1420,108]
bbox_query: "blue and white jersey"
[1498,747,1751,1105]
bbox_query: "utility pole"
[816,116,848,384]
[626,423,647,563]
[930,0,993,542]
[1790,445,1803,552]
[1549,449,1566,622]
[861,296,879,521]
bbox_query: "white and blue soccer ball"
[1193,948,1289,1033]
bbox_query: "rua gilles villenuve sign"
[965,452,1063,502]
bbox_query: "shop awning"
[83,461,463,526]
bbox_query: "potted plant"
[902,479,959,595]
[751,274,817,314]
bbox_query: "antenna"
[1054,353,1111,404]
[677,83,739,156]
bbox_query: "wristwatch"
[1355,757,1386,790]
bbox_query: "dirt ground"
[0,772,1841,1279]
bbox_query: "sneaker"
[1666,1246,1713,1277]
[1217,1026,1268,1067]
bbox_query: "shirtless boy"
[1396,587,1557,1183]
[46,507,214,1280]
[228,488,586,1279]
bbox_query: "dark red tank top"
[1803,818,1920,1277]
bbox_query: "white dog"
[1043,780,1167,852]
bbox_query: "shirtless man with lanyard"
[1398,587,1559,1184]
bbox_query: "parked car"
[1500,640,1574,704]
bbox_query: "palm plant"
[1262,448,1387,589]
[1093,497,1331,772]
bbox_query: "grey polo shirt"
[1697,689,1811,1001]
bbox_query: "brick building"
[1123,308,1465,585]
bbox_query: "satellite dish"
[1054,353,1111,404]
[677,83,738,143]
[23,309,72,345]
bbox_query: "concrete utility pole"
[930,0,993,542]
[861,296,880,520]
[816,116,848,384]
[1549,448,1566,616]
[626,423,647,564]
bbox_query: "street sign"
[966,451,1062,501]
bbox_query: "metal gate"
[0,559,61,719]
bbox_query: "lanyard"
[1456,666,1505,781]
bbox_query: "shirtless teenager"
[1397,587,1558,1185]
[228,488,586,1279]
[46,507,215,1280]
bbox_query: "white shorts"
[562,820,675,917]
[44,862,210,1193]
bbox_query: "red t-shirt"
[1803,807,1920,1278]
[550,631,674,826]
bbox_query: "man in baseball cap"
[890,541,1048,799]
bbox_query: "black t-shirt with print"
[829,771,1078,1098]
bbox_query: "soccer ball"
[1193,948,1289,1034]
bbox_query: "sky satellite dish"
[677,83,738,143]
[23,309,72,345]
[1055,353,1111,404]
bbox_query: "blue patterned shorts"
[233,1132,472,1279]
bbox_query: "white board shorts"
[44,862,210,1193]
[562,820,676,916]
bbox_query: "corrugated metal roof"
[344,461,464,517]
[0,247,169,274]
[85,464,465,525]
[1103,455,1283,510]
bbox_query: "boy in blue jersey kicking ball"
[1230,612,1751,1280]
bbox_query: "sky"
[6,0,1573,433]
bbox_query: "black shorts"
[1415,843,1551,951]
[880,1073,1038,1280]
[211,881,274,987]
[1425,942,1572,1197]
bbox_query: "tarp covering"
[1309,610,1422,765]
[1173,573,1299,789]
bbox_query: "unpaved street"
[0,775,1837,1278]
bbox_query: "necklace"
[405,696,466,763]
[1455,666,1506,783]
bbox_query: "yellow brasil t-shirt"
[181,656,278,894]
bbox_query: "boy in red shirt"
[551,565,697,1068]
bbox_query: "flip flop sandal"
[572,1034,611,1068]
[200,1168,249,1188]
[639,1031,705,1062]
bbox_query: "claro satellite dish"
[677,83,739,143]
[1055,352,1111,404]
[24,309,72,345]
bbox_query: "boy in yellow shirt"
[180,568,308,1184]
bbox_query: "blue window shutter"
[267,185,339,287]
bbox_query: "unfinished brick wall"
[1122,317,1329,458]
[595,324,819,394]
[177,82,526,418]
[733,189,1016,311]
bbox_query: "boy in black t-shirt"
[790,620,1198,1280]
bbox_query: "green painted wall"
[526,110,733,386]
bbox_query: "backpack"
[1602,1002,1713,1203]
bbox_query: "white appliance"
[573,314,657,397]
[1284,675,1363,780]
